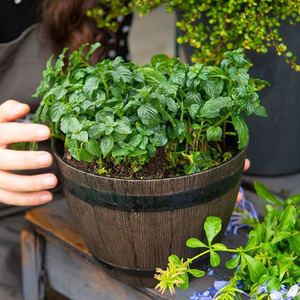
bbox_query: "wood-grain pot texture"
[53,141,246,287]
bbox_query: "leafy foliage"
[34,44,266,178]
[87,1,300,71]
[154,184,300,298]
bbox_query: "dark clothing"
[0,0,132,60]
[0,0,39,43]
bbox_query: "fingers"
[0,123,50,145]
[0,100,30,123]
[244,158,250,172]
[0,171,57,192]
[0,189,53,206]
[0,149,53,170]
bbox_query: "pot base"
[93,255,157,288]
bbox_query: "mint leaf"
[231,114,249,149]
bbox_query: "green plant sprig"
[154,184,300,299]
[87,0,300,72]
[33,44,266,178]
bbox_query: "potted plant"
[87,0,300,175]
[33,44,266,287]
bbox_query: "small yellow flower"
[154,262,187,295]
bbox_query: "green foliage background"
[87,0,300,71]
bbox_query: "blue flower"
[286,284,299,299]
[270,290,283,300]
[190,290,212,300]
[257,283,268,295]
[226,188,259,235]
[214,281,229,291]
[207,268,214,276]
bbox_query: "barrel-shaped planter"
[52,140,246,287]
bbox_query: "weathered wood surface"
[25,199,163,299]
[44,235,156,300]
[24,199,248,300]
[21,227,45,300]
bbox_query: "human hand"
[0,100,57,206]
[237,158,250,202]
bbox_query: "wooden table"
[21,196,237,300]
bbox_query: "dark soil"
[63,148,178,179]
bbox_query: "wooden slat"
[44,234,156,300]
[25,197,90,257]
[21,227,45,300]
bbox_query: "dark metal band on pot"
[60,166,243,212]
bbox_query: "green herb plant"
[154,183,300,299]
[34,44,266,178]
[87,0,300,71]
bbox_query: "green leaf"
[115,120,132,135]
[46,86,67,100]
[212,243,227,251]
[231,114,249,149]
[267,277,281,291]
[137,104,160,127]
[85,139,101,156]
[50,102,66,122]
[242,253,266,282]
[225,255,240,269]
[72,131,88,142]
[84,76,101,97]
[112,147,129,157]
[140,67,167,86]
[60,117,82,134]
[210,251,220,267]
[169,69,186,86]
[200,97,232,118]
[100,136,114,157]
[78,148,94,162]
[186,238,207,249]
[289,233,300,255]
[166,98,179,113]
[88,124,106,138]
[178,273,189,290]
[206,126,222,142]
[253,181,283,206]
[279,205,297,231]
[65,137,79,160]
[188,269,205,278]
[69,117,83,133]
[188,104,200,119]
[168,255,181,265]
[286,194,300,205]
[254,105,268,117]
[204,79,224,98]
[204,216,222,245]
[151,133,168,147]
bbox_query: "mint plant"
[154,184,300,299]
[33,44,266,178]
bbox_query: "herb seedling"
[34,44,267,178]
[155,183,300,299]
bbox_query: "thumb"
[0,100,30,123]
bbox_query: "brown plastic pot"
[52,140,246,287]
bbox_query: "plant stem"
[214,112,231,127]
[187,250,210,263]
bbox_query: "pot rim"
[52,139,247,183]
